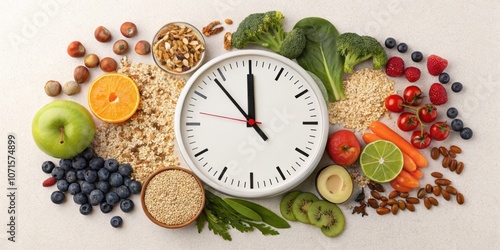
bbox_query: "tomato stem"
[402,104,426,136]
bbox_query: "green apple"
[32,100,95,159]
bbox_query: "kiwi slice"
[307,200,345,237]
[279,191,301,221]
[291,192,319,224]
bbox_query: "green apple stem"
[59,127,65,144]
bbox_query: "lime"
[360,140,403,183]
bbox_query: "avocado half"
[315,165,353,204]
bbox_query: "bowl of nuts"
[152,22,206,75]
[141,167,205,229]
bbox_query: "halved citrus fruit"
[360,140,403,183]
[88,73,140,123]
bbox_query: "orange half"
[88,73,140,123]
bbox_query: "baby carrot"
[369,121,427,168]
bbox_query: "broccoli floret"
[231,11,306,59]
[336,32,387,73]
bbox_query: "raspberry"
[385,56,405,77]
[429,83,448,105]
[404,67,421,82]
[427,54,448,76]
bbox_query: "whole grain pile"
[329,69,394,131]
[144,169,204,226]
[92,57,185,182]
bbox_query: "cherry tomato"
[397,112,420,132]
[418,104,437,123]
[429,121,450,141]
[395,169,419,189]
[403,85,423,106]
[385,94,405,113]
[411,131,432,149]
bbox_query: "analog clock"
[174,50,329,198]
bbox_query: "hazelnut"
[94,26,112,42]
[84,54,99,68]
[113,39,129,55]
[67,41,86,57]
[62,81,80,96]
[73,66,90,83]
[134,40,151,55]
[120,22,137,38]
[44,80,62,97]
[100,57,117,72]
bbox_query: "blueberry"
[89,157,104,170]
[80,203,92,215]
[56,179,69,192]
[65,170,77,183]
[104,159,119,172]
[73,192,88,205]
[51,191,65,204]
[451,82,463,92]
[384,37,396,49]
[76,169,86,181]
[72,156,87,170]
[123,177,132,187]
[451,119,464,131]
[128,181,142,194]
[81,181,95,195]
[109,172,124,187]
[439,72,450,84]
[120,199,134,213]
[447,107,459,119]
[110,216,123,228]
[397,42,408,53]
[84,169,98,183]
[116,185,130,199]
[105,192,120,205]
[97,168,110,181]
[89,189,105,206]
[41,161,55,173]
[68,182,81,195]
[118,164,133,177]
[97,181,111,193]
[411,51,423,62]
[80,147,95,161]
[460,127,473,140]
[100,202,113,213]
[59,159,72,171]
[51,167,65,180]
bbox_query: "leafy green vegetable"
[336,32,387,73]
[223,198,263,221]
[294,17,345,101]
[197,190,282,241]
[225,198,291,229]
[231,11,306,59]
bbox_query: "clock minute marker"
[276,166,286,180]
[250,172,254,189]
[194,148,208,157]
[275,67,284,81]
[302,121,318,125]
[217,68,226,81]
[194,90,207,99]
[295,147,309,157]
[186,122,200,126]
[218,167,228,181]
[295,89,309,99]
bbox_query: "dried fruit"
[113,39,129,55]
[67,41,86,57]
[442,156,451,168]
[376,207,391,215]
[431,147,440,160]
[371,190,381,200]
[62,80,80,95]
[391,204,399,215]
[450,145,462,154]
[95,26,112,42]
[399,192,409,198]
[387,199,397,206]
[406,197,420,204]
[405,203,415,212]
[417,188,426,199]
[456,193,465,205]
[73,65,90,83]
[84,54,100,68]
[367,198,379,208]
[224,19,233,25]
[120,22,137,38]
[441,189,451,201]
[432,186,441,196]
[44,80,62,97]
[202,20,223,37]
[424,197,432,209]
[135,40,151,55]
[100,57,117,72]
[425,184,433,193]
[389,191,399,199]
[439,146,448,157]
[450,159,458,172]
[456,162,464,174]
[429,197,439,206]
[435,178,452,186]
[431,172,443,178]
[397,200,406,210]
[42,177,57,187]
[446,186,458,195]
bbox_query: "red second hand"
[200,112,262,124]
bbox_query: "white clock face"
[175,50,328,198]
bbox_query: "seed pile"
[144,169,204,226]
[92,58,185,183]
[328,69,394,131]
[430,145,465,174]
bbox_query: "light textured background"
[0,1,499,249]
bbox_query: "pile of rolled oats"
[329,69,395,131]
[92,58,185,183]
[152,23,205,73]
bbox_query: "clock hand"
[214,78,268,141]
[247,60,255,128]
[200,112,262,124]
